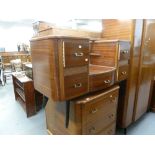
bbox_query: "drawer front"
[82,87,119,135]
[119,42,130,61]
[63,40,89,68]
[64,73,88,100]
[118,65,129,81]
[99,122,116,135]
[89,72,114,92]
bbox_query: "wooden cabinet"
[45,85,119,135]
[90,40,130,82]
[133,20,155,121]
[12,73,36,117]
[30,37,89,101]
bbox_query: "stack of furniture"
[30,36,129,135]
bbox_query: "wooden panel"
[90,41,117,67]
[30,39,60,100]
[133,20,155,121]
[116,20,143,128]
[102,19,132,40]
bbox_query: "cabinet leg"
[124,128,127,135]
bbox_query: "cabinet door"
[134,20,155,121]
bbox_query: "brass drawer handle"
[108,114,114,119]
[121,71,127,75]
[89,127,96,133]
[122,50,129,54]
[74,52,84,57]
[90,108,98,114]
[104,80,111,84]
[74,83,82,88]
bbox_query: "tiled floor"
[0,79,155,135]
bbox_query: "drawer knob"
[110,95,113,98]
[78,45,82,48]
[74,83,82,88]
[104,80,111,84]
[85,58,88,62]
[90,108,98,114]
[122,50,128,54]
[121,71,127,75]
[89,127,96,133]
[74,52,84,57]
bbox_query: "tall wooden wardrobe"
[102,19,155,130]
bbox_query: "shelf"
[15,81,24,90]
[90,53,101,56]
[16,88,25,102]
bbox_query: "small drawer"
[99,122,116,135]
[64,73,88,100]
[119,42,130,61]
[89,72,114,92]
[118,65,129,81]
[63,40,89,68]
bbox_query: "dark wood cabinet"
[12,73,36,117]
[45,85,119,135]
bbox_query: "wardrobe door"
[133,20,155,121]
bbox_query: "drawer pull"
[90,108,98,114]
[74,83,82,88]
[108,114,114,118]
[78,45,82,48]
[104,80,111,84]
[122,50,129,54]
[121,71,127,75]
[74,52,84,57]
[89,127,96,133]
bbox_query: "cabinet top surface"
[30,35,90,41]
[72,85,119,104]
[90,39,130,43]
[12,72,32,83]
[89,64,116,75]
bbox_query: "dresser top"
[30,35,90,41]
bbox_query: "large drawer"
[64,73,89,100]
[63,40,89,68]
[118,65,129,81]
[89,71,115,92]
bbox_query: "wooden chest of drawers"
[30,36,89,101]
[45,85,119,135]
